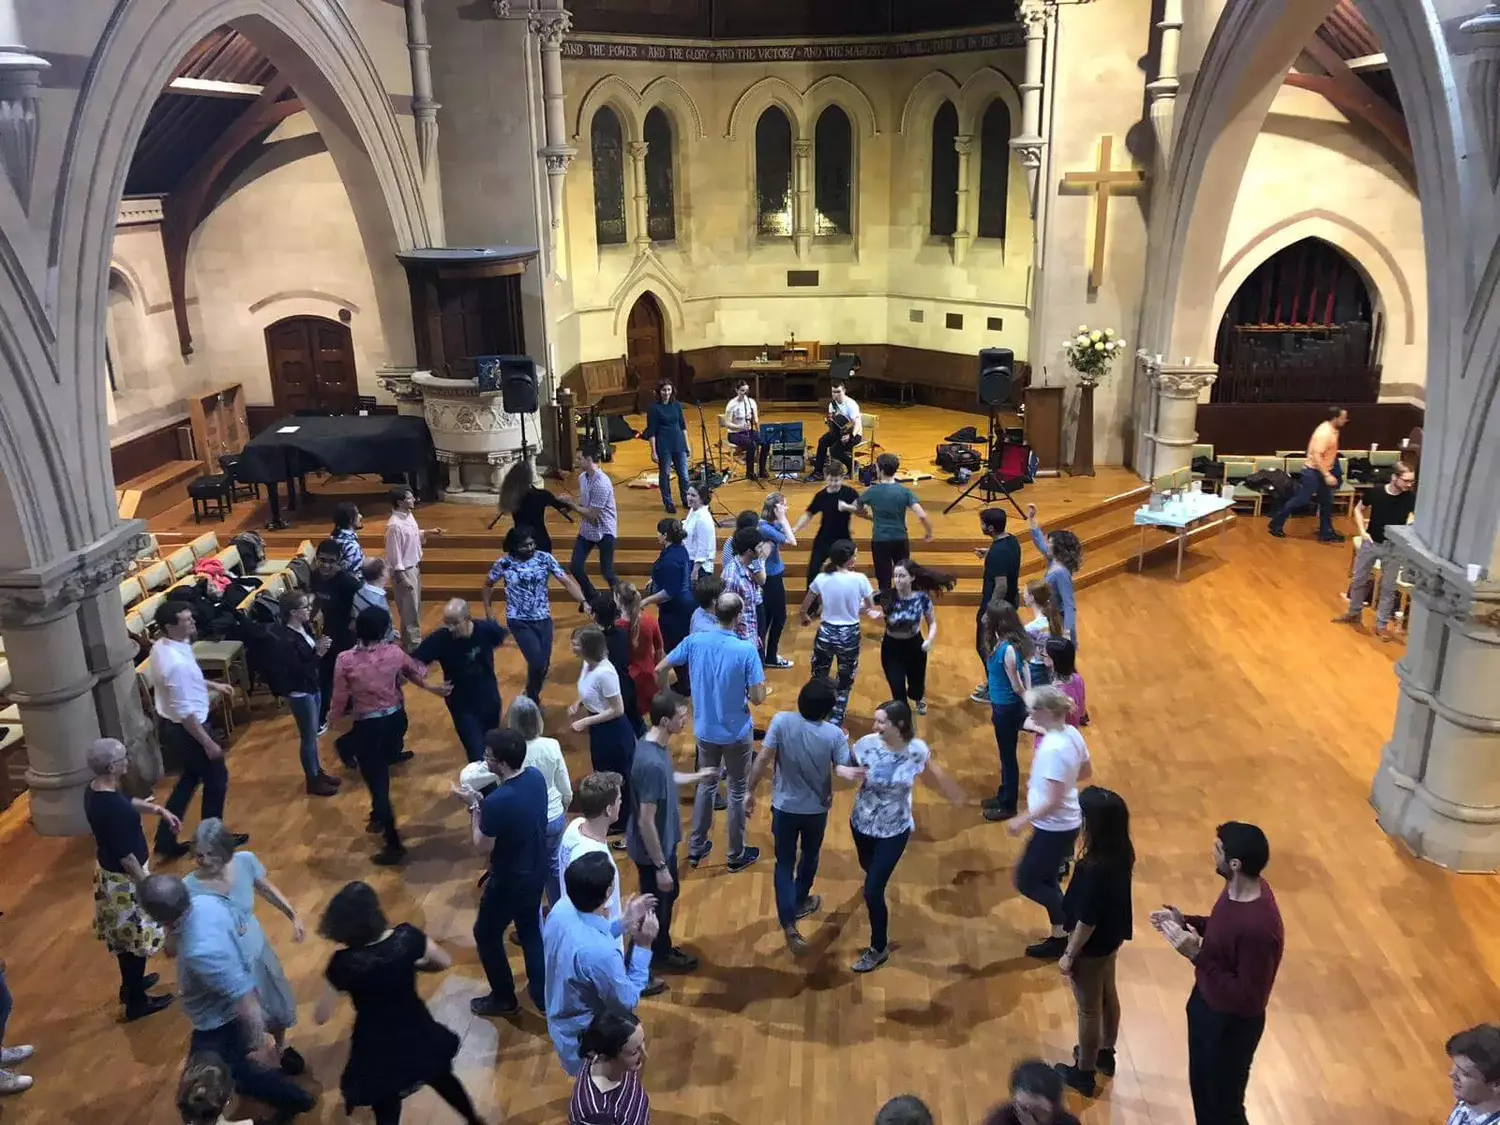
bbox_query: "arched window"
[929,100,959,237]
[105,270,141,394]
[591,106,627,246]
[643,107,676,242]
[976,100,1012,240]
[814,105,853,237]
[755,106,794,237]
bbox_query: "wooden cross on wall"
[1061,135,1147,290]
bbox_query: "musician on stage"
[725,380,769,482]
[806,379,861,480]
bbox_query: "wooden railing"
[1210,364,1381,405]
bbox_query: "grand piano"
[237,413,434,529]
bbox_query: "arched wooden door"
[626,293,666,412]
[265,315,359,414]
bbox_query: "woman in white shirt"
[725,380,769,482]
[568,625,635,835]
[1005,684,1092,960]
[798,539,879,726]
[508,695,575,906]
[683,482,718,577]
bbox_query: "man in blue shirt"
[656,592,766,873]
[414,598,508,763]
[543,851,657,1075]
[139,875,316,1116]
[461,729,548,1017]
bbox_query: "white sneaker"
[0,1069,33,1095]
[0,1047,33,1066]
[969,685,989,703]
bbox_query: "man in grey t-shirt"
[745,677,850,953]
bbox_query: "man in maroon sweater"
[1152,821,1284,1125]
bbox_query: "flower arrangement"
[1063,324,1127,384]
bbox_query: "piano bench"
[188,474,232,524]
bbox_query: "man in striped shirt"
[569,445,618,604]
[330,502,364,574]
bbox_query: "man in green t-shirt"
[844,453,934,595]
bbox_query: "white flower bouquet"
[1063,324,1127,384]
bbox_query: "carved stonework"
[1384,525,1494,624]
[544,149,575,174]
[413,96,440,176]
[1463,5,1500,192]
[1147,360,1217,398]
[0,43,49,209]
[1012,138,1044,169]
[529,11,572,46]
[377,367,423,404]
[0,531,149,629]
[424,399,526,436]
[491,0,513,15]
[1019,0,1052,29]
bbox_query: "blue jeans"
[1270,466,1336,537]
[544,812,567,907]
[657,448,690,508]
[286,693,321,780]
[852,827,910,952]
[448,694,501,764]
[1016,826,1080,926]
[570,534,618,604]
[990,699,1027,810]
[473,873,546,1010]
[190,1020,316,1115]
[772,808,828,927]
[0,962,11,1047]
[508,617,553,702]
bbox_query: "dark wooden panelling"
[1197,402,1423,456]
[246,404,281,437]
[111,419,191,486]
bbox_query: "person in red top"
[329,606,447,866]
[615,583,664,724]
[1152,821,1284,1125]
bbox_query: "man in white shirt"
[149,601,243,860]
[725,380,769,482]
[384,485,438,649]
[807,379,862,480]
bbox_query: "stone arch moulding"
[49,0,433,554]
[610,266,686,350]
[572,74,645,143]
[1213,211,1417,348]
[955,65,1023,135]
[638,77,706,142]
[248,289,362,315]
[899,70,964,135]
[1141,0,1472,554]
[803,76,881,137]
[725,76,808,139]
[107,261,148,311]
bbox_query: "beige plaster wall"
[1215,85,1427,404]
[106,223,200,438]
[553,51,1033,374]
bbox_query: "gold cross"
[1061,135,1147,290]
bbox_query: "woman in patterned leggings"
[798,540,878,725]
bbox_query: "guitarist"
[806,378,862,480]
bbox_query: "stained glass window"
[814,105,853,237]
[977,100,1012,240]
[591,106,627,245]
[755,106,794,237]
[644,107,676,242]
[930,100,959,237]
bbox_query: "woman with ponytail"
[615,582,664,724]
[798,539,878,726]
[879,559,956,716]
[176,1054,249,1125]
[981,602,1034,823]
[1022,578,1064,688]
[569,1006,650,1125]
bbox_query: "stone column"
[953,134,975,266]
[1371,528,1500,870]
[0,0,49,208]
[793,137,813,260]
[1141,355,1217,477]
[628,140,650,250]
[1011,0,1050,217]
[1146,0,1183,162]
[405,0,441,178]
[530,8,576,260]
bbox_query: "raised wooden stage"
[1,404,1488,1125]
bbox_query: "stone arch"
[955,65,1023,136]
[572,74,645,143]
[803,75,880,138]
[46,0,432,559]
[725,76,806,140]
[610,270,686,351]
[899,70,963,136]
[1213,212,1417,351]
[639,77,706,142]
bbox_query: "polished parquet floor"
[3,410,1493,1125]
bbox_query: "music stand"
[760,421,806,484]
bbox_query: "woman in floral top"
[482,524,588,703]
[878,559,955,717]
[841,700,965,973]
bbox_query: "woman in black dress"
[498,459,575,554]
[83,738,177,1022]
[315,881,487,1125]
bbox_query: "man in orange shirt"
[1268,406,1347,542]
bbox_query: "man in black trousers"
[969,507,1021,703]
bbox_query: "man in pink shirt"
[384,486,440,650]
[328,605,448,865]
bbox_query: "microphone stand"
[690,397,726,487]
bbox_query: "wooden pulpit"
[1024,385,1065,477]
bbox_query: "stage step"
[118,460,204,522]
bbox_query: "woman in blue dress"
[183,818,307,1074]
[643,379,690,513]
[643,517,695,694]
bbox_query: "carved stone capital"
[378,367,424,403]
[953,134,975,159]
[529,10,573,46]
[1149,363,1217,398]
[1011,136,1045,168]
[412,96,441,176]
[0,44,50,209]
[794,138,813,160]
[543,144,576,175]
[1019,0,1053,31]
[1462,5,1500,191]
[627,140,649,162]
[1385,526,1500,631]
[0,525,149,629]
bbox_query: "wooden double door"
[265,316,359,414]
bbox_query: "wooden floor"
[1,407,1487,1123]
